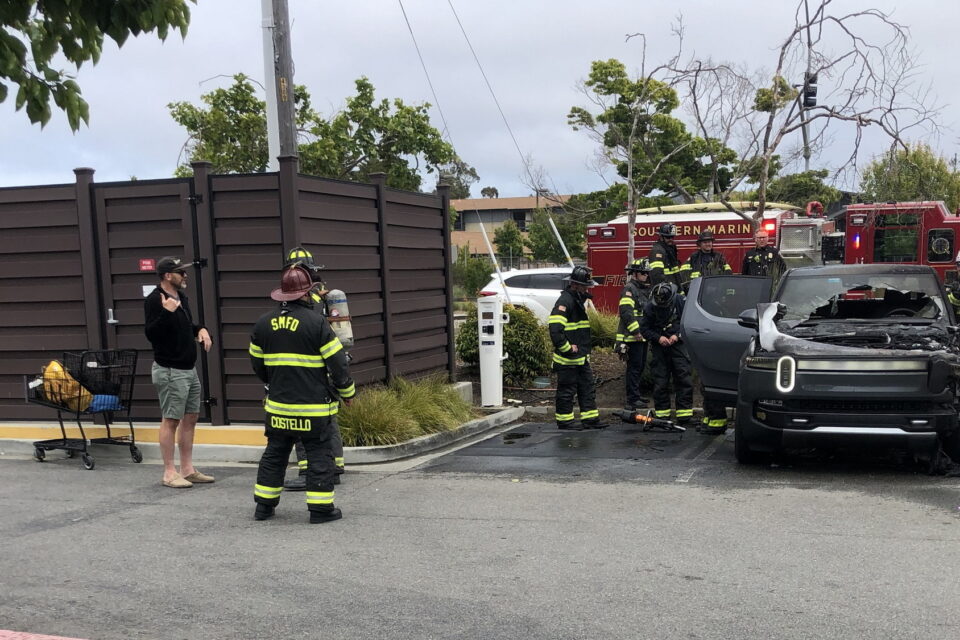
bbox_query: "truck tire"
[734,415,764,465]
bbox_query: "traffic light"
[803,72,818,108]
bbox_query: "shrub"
[338,374,473,447]
[588,308,620,349]
[452,248,493,297]
[456,304,551,386]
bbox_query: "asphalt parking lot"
[2,421,959,640]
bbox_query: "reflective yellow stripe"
[254,484,283,499]
[288,249,313,260]
[564,320,590,330]
[663,266,680,275]
[306,490,335,505]
[723,264,732,272]
[249,343,264,358]
[626,321,639,332]
[298,459,308,469]
[654,409,672,418]
[581,409,599,420]
[619,297,636,307]
[675,409,693,418]
[559,342,572,353]
[263,352,326,368]
[548,315,567,325]
[335,457,344,466]
[553,353,586,366]
[690,271,701,279]
[337,383,356,398]
[319,337,343,358]
[265,399,339,417]
[649,261,665,269]
[679,264,691,272]
[703,418,728,427]
[555,412,575,422]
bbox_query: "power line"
[397,0,452,143]
[445,0,534,184]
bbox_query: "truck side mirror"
[738,308,759,330]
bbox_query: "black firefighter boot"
[309,507,343,524]
[284,471,307,491]
[254,504,275,521]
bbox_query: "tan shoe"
[162,474,193,488]
[183,471,215,483]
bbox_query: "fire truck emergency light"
[763,222,776,232]
[853,233,861,249]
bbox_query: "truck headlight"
[776,356,796,393]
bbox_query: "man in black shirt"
[741,229,787,278]
[144,256,214,489]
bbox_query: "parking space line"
[675,434,727,483]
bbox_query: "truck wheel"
[734,417,763,465]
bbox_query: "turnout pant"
[555,362,599,424]
[700,381,728,429]
[624,341,648,409]
[649,342,693,423]
[295,418,344,473]
[255,425,337,514]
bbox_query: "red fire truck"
[586,202,802,312]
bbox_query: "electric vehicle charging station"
[477,295,510,407]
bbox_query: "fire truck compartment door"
[682,275,772,398]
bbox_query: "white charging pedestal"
[477,295,510,407]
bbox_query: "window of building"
[512,211,527,231]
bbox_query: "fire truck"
[780,200,960,286]
[586,202,802,312]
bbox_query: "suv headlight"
[744,355,779,370]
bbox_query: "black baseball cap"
[157,256,187,275]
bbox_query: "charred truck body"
[682,265,960,463]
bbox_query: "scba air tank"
[325,289,354,348]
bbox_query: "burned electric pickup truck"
[682,265,960,464]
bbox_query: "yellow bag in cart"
[42,360,92,413]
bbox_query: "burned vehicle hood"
[757,303,960,358]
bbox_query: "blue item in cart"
[87,394,123,412]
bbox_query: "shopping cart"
[24,350,141,470]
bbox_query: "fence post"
[73,167,104,351]
[437,181,455,381]
[190,161,226,425]
[370,172,394,381]
[277,155,300,252]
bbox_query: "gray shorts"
[151,363,202,419]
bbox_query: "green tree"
[451,247,492,297]
[523,210,584,264]
[3,0,193,130]
[860,144,960,211]
[563,184,673,226]
[170,74,473,192]
[568,59,737,205]
[481,186,499,198]
[493,220,524,266]
[439,157,479,199]
[761,170,842,209]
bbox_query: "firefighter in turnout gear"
[742,229,787,278]
[640,283,693,425]
[685,230,731,289]
[550,266,603,430]
[249,265,356,524]
[617,259,651,411]
[948,252,960,320]
[279,247,347,491]
[647,223,684,289]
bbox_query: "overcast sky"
[1,0,957,197]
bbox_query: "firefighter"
[550,265,604,430]
[280,247,347,491]
[742,229,787,278]
[685,230,731,288]
[249,265,356,524]
[947,252,960,321]
[647,223,684,289]
[617,258,651,411]
[639,282,693,426]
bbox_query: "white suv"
[480,267,591,323]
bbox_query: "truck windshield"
[778,273,945,324]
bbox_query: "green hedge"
[456,304,552,386]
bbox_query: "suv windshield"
[778,272,945,324]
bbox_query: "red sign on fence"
[139,258,156,272]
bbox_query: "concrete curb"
[0,406,524,466]
[523,406,707,419]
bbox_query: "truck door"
[681,275,771,402]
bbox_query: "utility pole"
[262,0,298,165]
[261,0,279,171]
[801,0,814,172]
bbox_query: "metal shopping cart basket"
[23,350,141,470]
